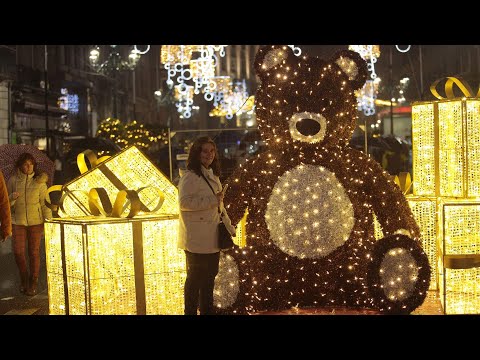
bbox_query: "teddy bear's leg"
[214,245,288,314]
[213,247,264,314]
[367,234,431,314]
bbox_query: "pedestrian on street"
[7,152,52,296]
[177,136,235,315]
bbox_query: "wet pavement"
[0,238,49,315]
[0,237,444,316]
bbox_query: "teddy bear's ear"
[332,49,369,91]
[254,45,295,80]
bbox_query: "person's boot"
[26,276,38,296]
[19,273,29,294]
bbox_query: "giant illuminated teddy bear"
[216,45,430,314]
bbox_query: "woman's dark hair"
[15,152,38,177]
[186,136,221,177]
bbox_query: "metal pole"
[132,68,136,120]
[168,127,173,181]
[167,86,173,181]
[44,45,50,157]
[113,71,118,118]
[389,46,394,135]
[364,116,368,155]
[110,48,119,119]
[419,45,424,100]
[7,81,12,143]
[87,88,92,137]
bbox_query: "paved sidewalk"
[0,288,49,315]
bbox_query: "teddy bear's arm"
[359,152,421,240]
[223,162,253,227]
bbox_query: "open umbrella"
[0,144,55,186]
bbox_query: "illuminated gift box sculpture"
[45,214,182,315]
[45,145,246,315]
[45,146,185,315]
[410,77,480,314]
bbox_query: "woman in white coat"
[178,136,235,315]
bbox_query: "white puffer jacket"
[177,167,236,254]
[7,170,52,226]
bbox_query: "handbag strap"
[199,171,221,214]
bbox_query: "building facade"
[0,45,160,158]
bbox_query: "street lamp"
[88,45,149,119]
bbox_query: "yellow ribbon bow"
[46,149,165,218]
[77,149,111,174]
[430,76,480,100]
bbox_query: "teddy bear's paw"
[366,234,431,314]
[213,247,258,314]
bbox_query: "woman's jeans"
[12,224,44,280]
[184,250,220,315]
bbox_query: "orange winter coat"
[0,171,12,239]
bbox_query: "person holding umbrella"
[7,152,52,296]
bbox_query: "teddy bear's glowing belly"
[265,164,354,259]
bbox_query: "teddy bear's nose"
[296,118,321,136]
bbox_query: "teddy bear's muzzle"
[296,118,321,136]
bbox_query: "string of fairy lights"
[96,118,168,150]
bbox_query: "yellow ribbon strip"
[444,254,480,269]
[51,185,165,218]
[111,190,141,218]
[430,76,480,100]
[45,184,63,212]
[136,186,165,213]
[77,150,111,174]
[394,172,412,195]
[88,188,113,216]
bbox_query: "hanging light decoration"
[160,45,196,65]
[349,45,381,116]
[159,45,302,119]
[159,45,226,118]
[190,46,218,96]
[210,45,228,56]
[209,79,249,119]
[174,84,195,118]
[287,45,302,56]
[204,75,231,103]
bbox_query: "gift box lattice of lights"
[438,201,480,314]
[59,146,178,218]
[373,196,438,290]
[411,99,480,198]
[45,214,186,315]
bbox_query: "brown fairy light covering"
[213,46,430,315]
